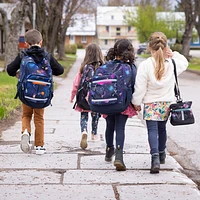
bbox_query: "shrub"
[171,44,182,53]
[65,44,77,54]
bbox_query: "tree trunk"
[46,0,64,54]
[181,0,197,60]
[4,1,30,68]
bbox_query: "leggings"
[105,114,128,149]
[80,112,100,135]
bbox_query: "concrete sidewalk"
[0,49,200,200]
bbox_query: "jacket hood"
[25,46,46,63]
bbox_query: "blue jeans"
[80,112,100,135]
[146,120,167,155]
[105,114,128,149]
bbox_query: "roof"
[97,6,137,26]
[66,14,96,36]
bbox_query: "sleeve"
[6,54,21,76]
[49,54,64,76]
[70,71,81,102]
[131,64,137,93]
[131,62,148,106]
[172,51,188,75]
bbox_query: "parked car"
[137,44,147,55]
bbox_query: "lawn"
[0,55,76,120]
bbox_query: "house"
[66,14,96,48]
[96,6,139,49]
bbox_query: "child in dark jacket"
[7,29,64,155]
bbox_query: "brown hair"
[106,38,135,66]
[148,32,167,80]
[25,29,42,45]
[80,43,105,74]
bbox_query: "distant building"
[66,14,96,48]
[96,6,139,49]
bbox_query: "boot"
[159,151,166,164]
[150,154,160,174]
[114,146,126,171]
[105,146,115,162]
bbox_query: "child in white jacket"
[132,32,188,174]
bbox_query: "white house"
[96,6,139,49]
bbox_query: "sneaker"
[35,146,46,155]
[20,129,31,153]
[80,131,88,149]
[100,134,104,141]
[105,146,115,162]
[91,134,98,141]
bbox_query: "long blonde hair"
[148,32,167,80]
[80,43,105,74]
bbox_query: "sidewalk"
[0,49,200,200]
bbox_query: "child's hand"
[16,71,20,78]
[134,105,141,111]
[164,47,173,59]
[70,99,73,103]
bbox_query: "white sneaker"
[80,131,88,150]
[91,134,98,141]
[20,129,31,153]
[35,146,46,155]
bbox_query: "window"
[111,15,114,19]
[69,35,74,40]
[128,26,131,32]
[106,26,109,32]
[105,39,108,45]
[116,27,121,36]
[82,36,86,43]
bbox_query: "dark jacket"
[7,46,64,76]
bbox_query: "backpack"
[89,61,133,115]
[15,51,53,108]
[73,64,94,110]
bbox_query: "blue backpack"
[15,51,53,108]
[73,64,94,110]
[89,60,133,114]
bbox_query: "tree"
[0,0,30,68]
[177,0,199,59]
[125,4,178,43]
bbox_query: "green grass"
[0,54,76,120]
[0,72,20,119]
[188,57,200,71]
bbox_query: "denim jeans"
[146,120,167,155]
[80,112,100,135]
[105,114,128,149]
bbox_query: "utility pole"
[33,2,36,29]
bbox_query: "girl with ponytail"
[132,32,188,174]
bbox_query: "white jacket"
[132,51,188,105]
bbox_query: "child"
[7,29,64,155]
[132,32,188,173]
[70,43,104,149]
[103,39,137,171]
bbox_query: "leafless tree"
[177,0,199,59]
[0,0,30,68]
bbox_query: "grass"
[0,54,76,120]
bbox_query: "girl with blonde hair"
[132,32,188,173]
